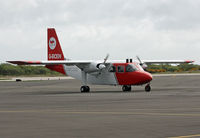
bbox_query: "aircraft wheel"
[122,85,131,92]
[145,84,151,92]
[80,86,90,93]
[86,86,90,92]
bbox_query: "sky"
[0,0,200,64]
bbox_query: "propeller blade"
[136,56,148,69]
[136,56,143,65]
[103,54,109,64]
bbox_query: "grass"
[0,76,12,80]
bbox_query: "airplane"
[7,28,194,93]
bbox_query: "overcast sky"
[0,0,200,64]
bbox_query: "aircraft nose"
[143,72,153,82]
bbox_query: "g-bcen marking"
[49,54,62,59]
[49,37,56,50]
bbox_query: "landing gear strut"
[80,71,90,92]
[80,86,90,93]
[145,84,151,92]
[122,85,132,92]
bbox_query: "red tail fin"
[48,28,65,60]
[46,28,66,75]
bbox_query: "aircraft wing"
[7,60,92,65]
[7,60,110,73]
[7,59,194,66]
[142,60,194,65]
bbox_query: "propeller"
[97,54,109,70]
[136,56,147,69]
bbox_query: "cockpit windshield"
[136,63,144,71]
[126,64,138,72]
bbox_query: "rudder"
[48,28,65,60]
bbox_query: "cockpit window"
[126,64,138,72]
[117,66,124,73]
[109,66,116,72]
[136,63,144,71]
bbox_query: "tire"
[86,86,90,92]
[80,86,86,92]
[128,85,131,91]
[80,86,90,92]
[122,85,127,92]
[122,85,131,92]
[145,85,151,92]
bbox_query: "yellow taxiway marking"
[168,134,200,138]
[0,110,200,117]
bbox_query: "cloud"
[0,0,200,63]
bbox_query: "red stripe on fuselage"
[46,65,66,75]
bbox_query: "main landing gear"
[80,71,90,93]
[145,84,151,92]
[80,86,90,93]
[122,85,132,92]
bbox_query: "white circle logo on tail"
[49,37,56,50]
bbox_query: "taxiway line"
[1,110,200,117]
[168,134,200,138]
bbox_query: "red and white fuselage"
[60,62,152,86]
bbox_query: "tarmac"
[0,75,200,138]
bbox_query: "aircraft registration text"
[49,54,62,59]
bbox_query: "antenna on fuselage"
[126,59,133,63]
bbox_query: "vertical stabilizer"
[48,28,65,60]
[46,28,66,75]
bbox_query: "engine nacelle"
[96,63,106,70]
[83,62,106,73]
[142,64,148,69]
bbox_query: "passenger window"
[117,66,124,73]
[126,65,134,72]
[109,66,116,72]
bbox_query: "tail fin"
[46,28,66,75]
[48,28,65,60]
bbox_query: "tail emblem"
[49,37,56,50]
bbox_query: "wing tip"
[6,61,42,65]
[185,60,195,63]
[7,61,24,65]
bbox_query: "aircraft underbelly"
[88,72,117,85]
[64,65,117,85]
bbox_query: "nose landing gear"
[145,84,151,92]
[122,84,151,92]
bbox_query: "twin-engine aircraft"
[7,28,194,92]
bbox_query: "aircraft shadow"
[25,90,146,95]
